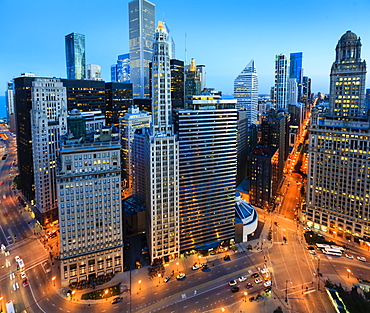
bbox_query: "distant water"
[0,96,6,119]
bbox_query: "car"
[228,280,237,286]
[201,263,209,270]
[192,264,200,270]
[246,282,253,289]
[15,256,21,263]
[21,272,26,279]
[264,287,272,293]
[164,276,171,283]
[176,273,186,280]
[230,287,239,293]
[22,279,29,287]
[1,244,5,250]
[345,254,354,259]
[264,280,272,287]
[111,297,122,304]
[238,276,247,282]
[4,250,9,256]
[261,268,269,274]
[255,278,263,284]
[249,296,257,302]
[309,251,316,255]
[306,246,315,250]
[251,273,259,278]
[357,256,367,262]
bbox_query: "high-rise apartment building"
[31,78,68,224]
[128,0,155,98]
[234,59,258,125]
[289,52,303,102]
[57,127,123,287]
[86,64,102,81]
[174,94,237,252]
[274,54,290,110]
[306,31,370,243]
[65,33,86,80]
[144,22,180,261]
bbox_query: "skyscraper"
[174,94,237,252]
[185,58,201,96]
[306,31,370,243]
[274,54,290,110]
[31,78,68,224]
[5,81,15,132]
[289,52,303,102]
[65,32,86,80]
[128,0,155,99]
[145,22,180,261]
[86,64,102,81]
[234,60,258,125]
[170,59,185,109]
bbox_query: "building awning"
[69,278,78,283]
[79,275,87,281]
[193,241,221,251]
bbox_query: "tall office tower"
[119,105,150,193]
[145,22,180,261]
[274,54,290,110]
[86,64,102,81]
[289,52,303,102]
[170,59,185,109]
[185,58,201,96]
[329,31,366,117]
[31,78,68,224]
[105,82,133,125]
[249,147,279,210]
[306,31,370,242]
[169,37,175,59]
[236,111,248,186]
[174,93,237,252]
[287,78,298,105]
[65,32,86,80]
[261,109,289,185]
[117,54,131,83]
[128,0,155,99]
[57,127,123,287]
[365,88,370,114]
[6,81,16,132]
[196,65,206,91]
[234,60,258,125]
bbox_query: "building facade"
[86,64,102,81]
[31,78,68,224]
[105,82,133,125]
[174,94,237,252]
[128,0,155,98]
[289,52,303,102]
[170,59,185,109]
[234,59,258,125]
[185,58,201,96]
[57,128,123,287]
[65,32,86,80]
[6,81,16,132]
[306,31,370,243]
[274,54,290,110]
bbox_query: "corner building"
[57,128,123,286]
[306,31,370,244]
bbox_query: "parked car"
[111,297,122,304]
[230,287,239,293]
[238,276,247,282]
[357,256,367,262]
[246,282,253,289]
[264,280,272,287]
[192,264,200,270]
[228,280,237,286]
[176,273,186,280]
[164,276,171,283]
[345,254,354,259]
[251,273,259,278]
[306,246,315,250]
[254,278,263,284]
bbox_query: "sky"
[1,0,370,114]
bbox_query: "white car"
[238,276,247,282]
[254,278,263,284]
[21,272,26,279]
[228,280,237,286]
[192,264,200,270]
[15,256,21,263]
[264,280,272,287]
[261,268,269,274]
[345,254,354,259]
[13,282,19,291]
[357,256,367,262]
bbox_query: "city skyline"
[1,0,370,101]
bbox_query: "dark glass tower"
[105,82,133,125]
[65,32,86,80]
[289,52,303,101]
[170,59,185,109]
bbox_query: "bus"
[6,300,15,313]
[323,248,342,256]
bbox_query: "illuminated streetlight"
[347,268,351,278]
[176,262,179,272]
[71,290,76,301]
[138,279,142,291]
[52,276,56,287]
[221,308,225,312]
[158,273,161,284]
[244,291,248,302]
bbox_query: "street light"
[221,308,225,312]
[176,262,179,272]
[158,273,161,284]
[138,279,142,291]
[244,291,248,302]
[52,276,56,287]
[104,289,109,301]
[71,290,76,301]
[347,269,351,278]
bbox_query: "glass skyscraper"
[128,0,155,99]
[65,32,86,80]
[274,54,290,110]
[289,52,303,102]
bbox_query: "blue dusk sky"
[1,0,370,105]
